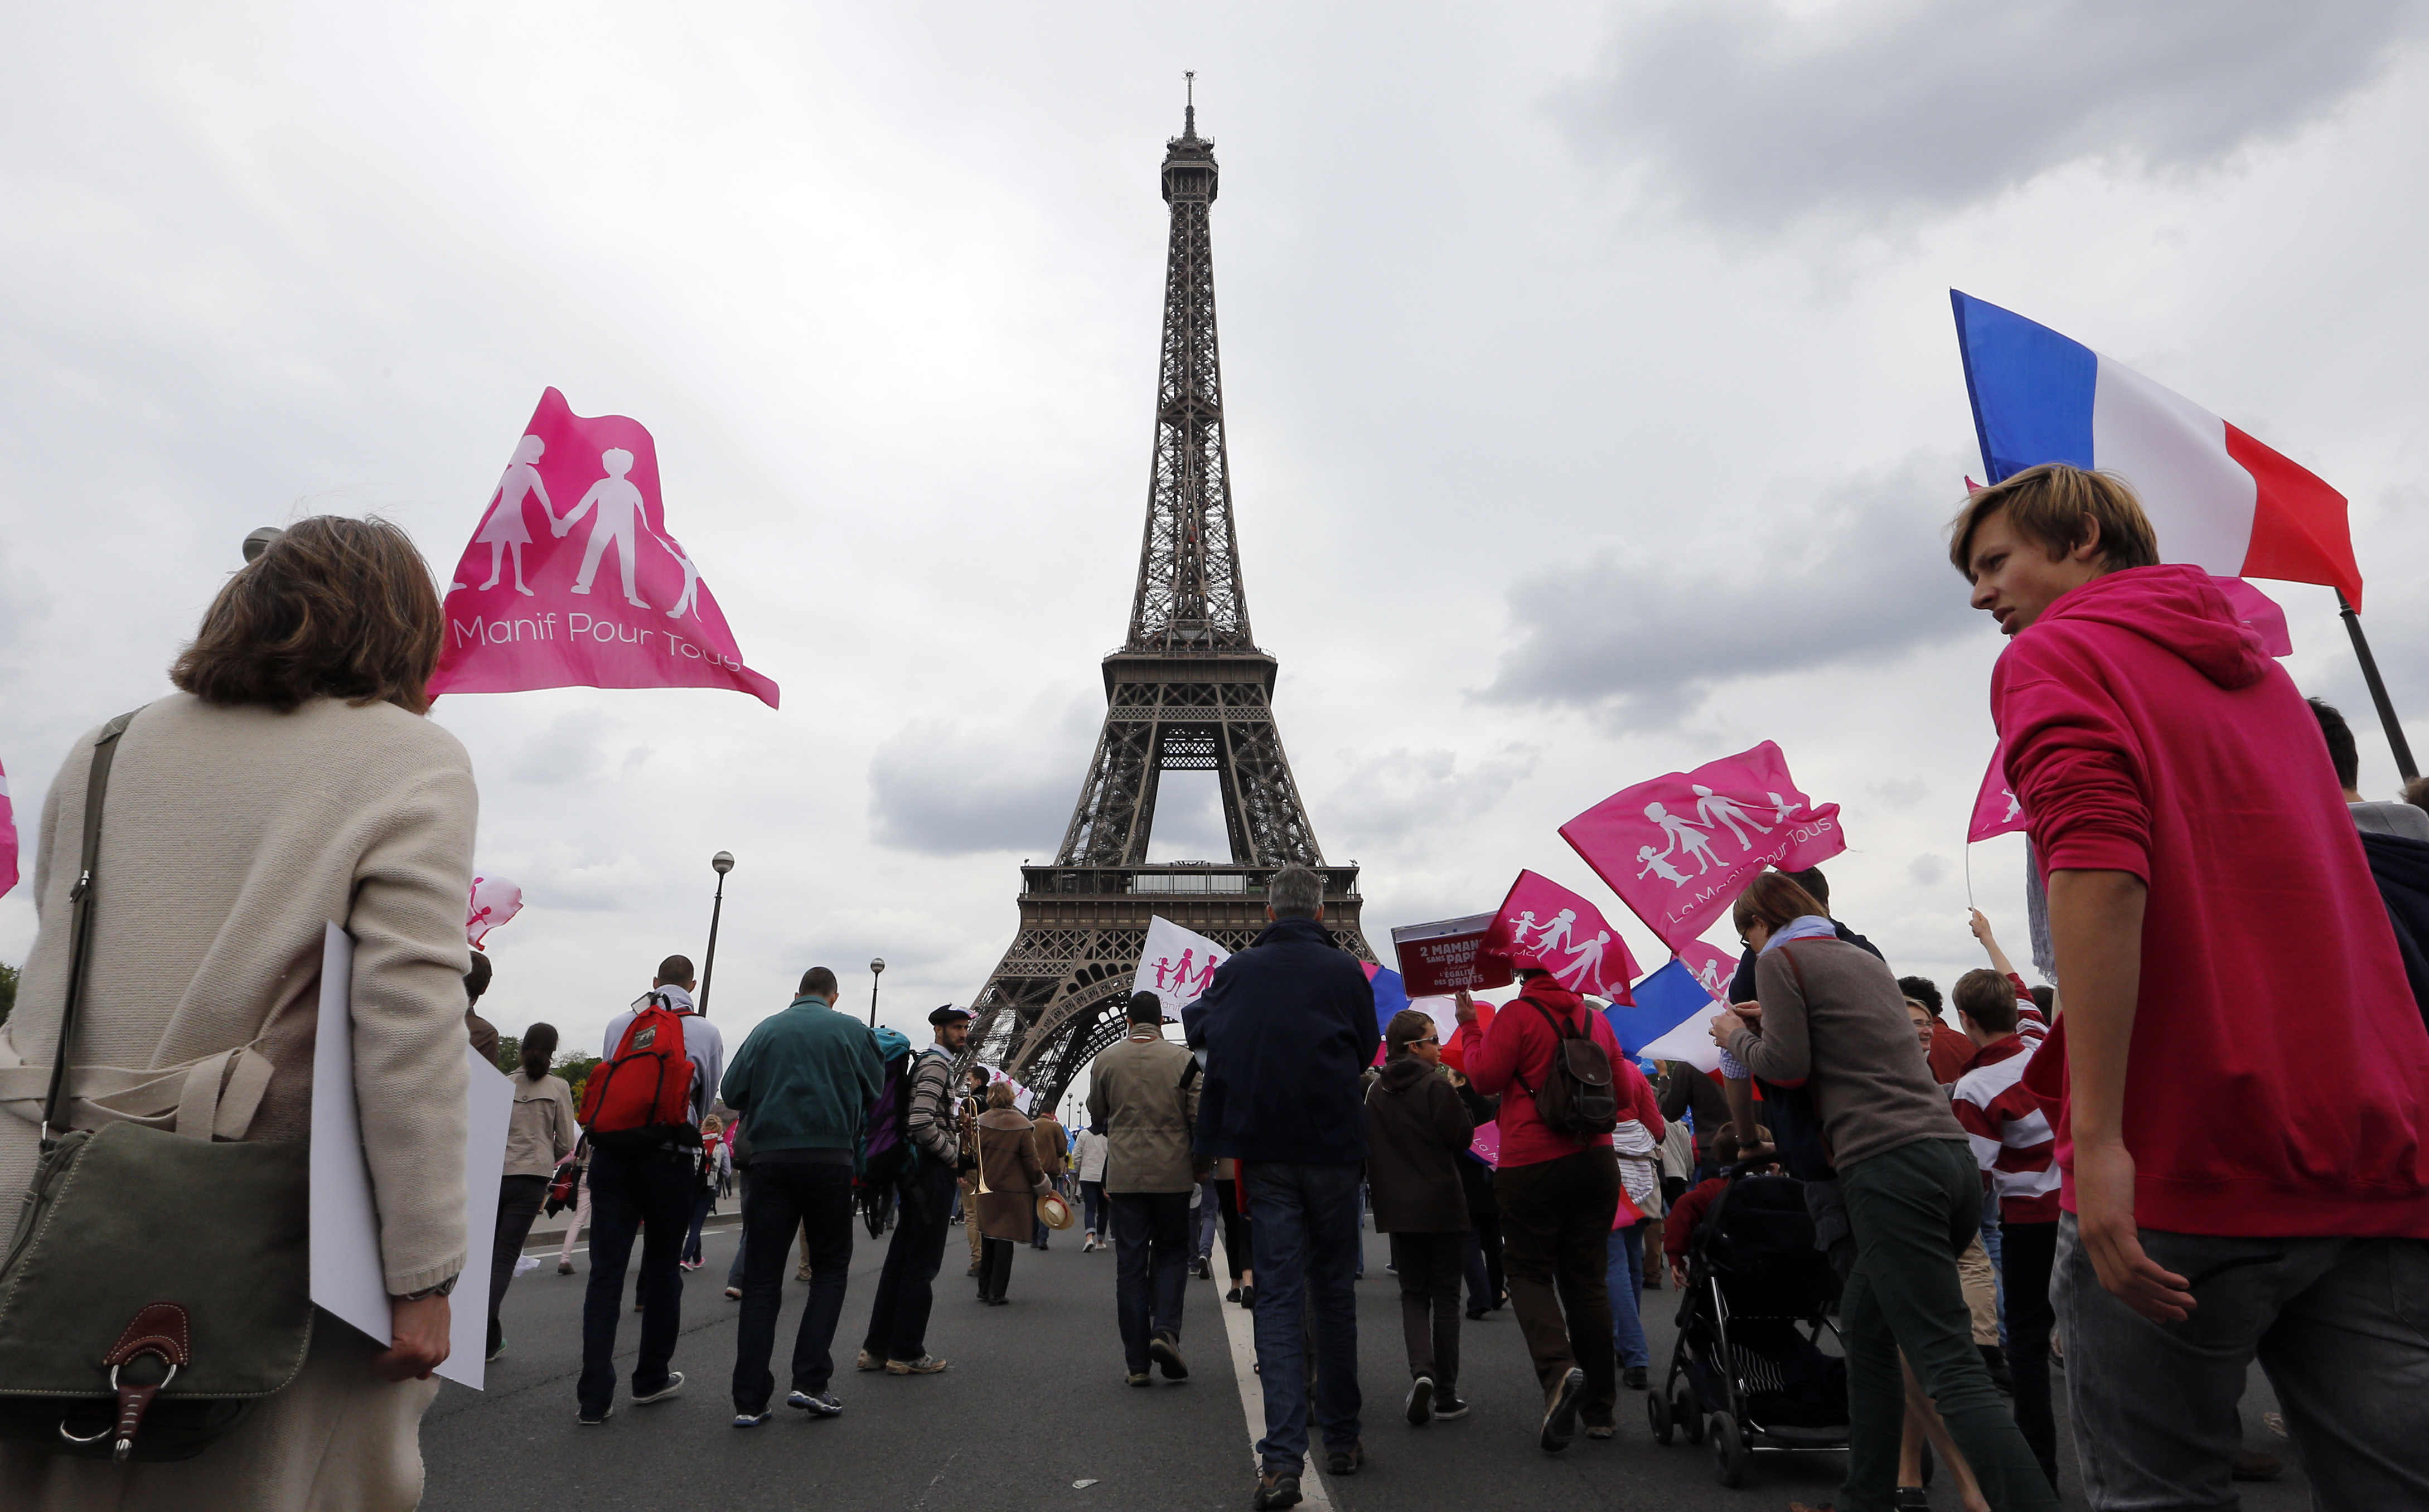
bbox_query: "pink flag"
[467,873,525,948]
[1480,871,1640,1005]
[1675,939,1738,1003]
[2212,576,2293,658]
[429,389,779,707]
[0,758,16,899]
[1968,738,2029,844]
[1560,741,1845,952]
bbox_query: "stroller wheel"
[1647,1388,1673,1446]
[1709,1410,1749,1488]
[1674,1385,1705,1445]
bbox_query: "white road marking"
[1212,1229,1337,1510]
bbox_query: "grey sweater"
[1723,937,1963,1170]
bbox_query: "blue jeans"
[578,1142,697,1417]
[1111,1190,1193,1373]
[2055,1217,2429,1511]
[1246,1161,1364,1477]
[681,1184,716,1264]
[1605,1220,1649,1369]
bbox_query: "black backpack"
[1513,997,1618,1140]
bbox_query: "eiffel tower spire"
[962,99,1375,1104]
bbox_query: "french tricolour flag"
[1951,291,2363,608]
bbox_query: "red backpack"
[579,994,698,1150]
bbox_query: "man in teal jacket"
[720,966,884,1424]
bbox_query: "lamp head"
[870,957,886,975]
[242,526,284,563]
[712,851,735,875]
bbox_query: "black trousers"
[1389,1230,1466,1390]
[1458,1156,1504,1311]
[731,1162,854,1413]
[1212,1177,1253,1281]
[1111,1190,1192,1373]
[577,1143,696,1417]
[979,1237,1017,1300]
[1494,1147,1620,1424]
[487,1174,550,1355]
[861,1165,958,1362]
[2002,1218,2060,1487]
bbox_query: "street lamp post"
[868,957,886,1027]
[698,851,735,1016]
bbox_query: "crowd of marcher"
[2,464,2426,1512]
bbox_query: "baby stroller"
[1649,1168,1849,1486]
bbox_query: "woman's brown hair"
[170,516,443,715]
[985,1082,1017,1110]
[1731,871,1830,936]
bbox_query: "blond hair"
[1947,463,2160,580]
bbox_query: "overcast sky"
[6,2,2426,1073]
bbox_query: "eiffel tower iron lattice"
[964,99,1375,1107]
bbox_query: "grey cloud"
[1320,747,1542,860]
[1908,853,1951,888]
[1479,456,1980,721]
[1568,1,2428,230]
[867,697,1097,857]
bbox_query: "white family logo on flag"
[1133,917,1231,1014]
[1634,788,1801,889]
[1503,909,1614,994]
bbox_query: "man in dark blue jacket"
[1184,865,1378,1510]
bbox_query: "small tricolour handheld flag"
[430,389,780,707]
[1561,742,1844,952]
[1950,290,2361,608]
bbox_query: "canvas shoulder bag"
[0,713,314,1463]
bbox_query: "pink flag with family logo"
[428,389,779,708]
[0,757,17,899]
[1561,742,1845,952]
[1675,938,1739,1003]
[1480,871,1639,1004]
[1969,739,2029,844]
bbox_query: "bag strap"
[41,711,139,1151]
[1509,994,1570,1100]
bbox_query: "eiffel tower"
[965,93,1376,1105]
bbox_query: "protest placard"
[1390,913,1509,996]
[1133,916,1230,1016]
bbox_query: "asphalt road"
[422,1215,2311,1511]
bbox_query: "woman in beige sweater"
[0,517,477,1510]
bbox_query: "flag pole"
[2339,593,2418,782]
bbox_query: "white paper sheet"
[309,922,515,1389]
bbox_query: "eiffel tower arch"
[965,100,1376,1105]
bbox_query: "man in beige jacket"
[1085,991,1202,1387]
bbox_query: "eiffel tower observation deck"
[965,93,1376,1104]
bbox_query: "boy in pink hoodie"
[1951,464,2429,1510]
